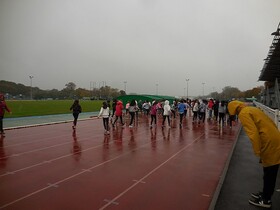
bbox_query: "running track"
[0,115,241,210]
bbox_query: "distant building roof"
[259,22,280,82]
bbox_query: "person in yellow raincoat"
[228,100,280,209]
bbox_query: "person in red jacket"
[0,94,11,136]
[112,100,125,127]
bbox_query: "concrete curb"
[208,124,242,210]
[4,116,98,130]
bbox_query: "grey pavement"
[213,129,280,210]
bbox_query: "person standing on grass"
[0,94,11,136]
[98,101,110,135]
[70,99,82,129]
[112,100,125,127]
[228,100,280,209]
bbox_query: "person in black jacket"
[70,99,82,129]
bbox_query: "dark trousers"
[72,113,79,126]
[263,164,279,200]
[113,116,124,125]
[129,112,135,125]
[179,113,184,124]
[151,114,157,125]
[162,115,170,126]
[193,111,198,121]
[199,112,206,123]
[103,117,109,131]
[184,110,187,117]
[0,116,3,132]
[218,113,225,125]
[229,115,235,127]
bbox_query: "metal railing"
[253,101,280,129]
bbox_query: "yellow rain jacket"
[228,100,280,167]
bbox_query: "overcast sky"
[0,0,279,97]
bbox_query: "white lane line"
[98,133,205,210]
[0,133,104,160]
[2,121,97,148]
[0,131,147,177]
[47,183,59,188]
[2,141,75,158]
[133,180,146,184]
[0,145,98,177]
[103,199,119,205]
[0,132,154,209]
[82,169,92,172]
[2,133,74,148]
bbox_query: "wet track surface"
[1,115,241,210]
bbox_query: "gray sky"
[0,0,280,97]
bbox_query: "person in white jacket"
[162,100,171,128]
[98,101,110,135]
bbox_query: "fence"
[253,101,280,130]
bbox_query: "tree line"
[0,80,125,100]
[0,80,262,100]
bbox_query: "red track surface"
[0,115,240,210]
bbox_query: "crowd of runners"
[71,97,237,135]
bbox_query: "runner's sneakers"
[249,196,271,208]
[251,191,263,199]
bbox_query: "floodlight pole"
[202,82,205,97]
[29,75,34,100]
[156,84,158,95]
[186,79,190,99]
[124,81,127,93]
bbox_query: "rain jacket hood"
[227,100,246,116]
[115,100,124,116]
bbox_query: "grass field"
[5,100,104,118]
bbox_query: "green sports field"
[5,100,104,118]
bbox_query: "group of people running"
[70,98,236,135]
